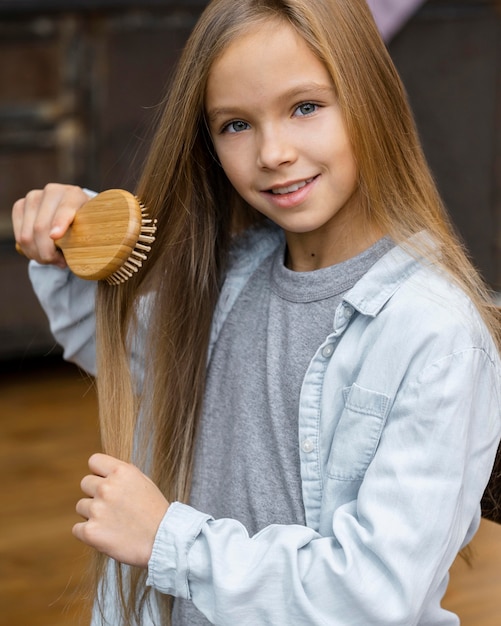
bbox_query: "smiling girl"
[12,1,501,625]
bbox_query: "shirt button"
[343,305,353,319]
[322,344,334,358]
[302,438,315,453]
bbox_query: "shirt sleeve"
[146,347,501,625]
[29,261,97,375]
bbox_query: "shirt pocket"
[327,383,391,481]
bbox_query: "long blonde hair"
[92,0,501,623]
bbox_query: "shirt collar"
[343,232,438,318]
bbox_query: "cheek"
[218,153,251,192]
[319,129,358,187]
[335,141,358,178]
[332,157,359,196]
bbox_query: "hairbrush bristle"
[106,198,157,285]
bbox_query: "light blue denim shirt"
[29,225,501,625]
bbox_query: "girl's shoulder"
[346,236,499,363]
[377,249,497,363]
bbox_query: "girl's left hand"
[73,453,170,568]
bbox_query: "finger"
[13,190,42,255]
[88,452,126,478]
[72,518,107,555]
[80,473,103,498]
[42,183,89,240]
[14,188,63,264]
[75,496,93,520]
[31,184,84,263]
[72,520,85,541]
[11,195,30,244]
[72,519,96,547]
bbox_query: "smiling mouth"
[269,177,315,195]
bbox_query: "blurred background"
[0,0,500,624]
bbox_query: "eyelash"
[220,102,320,134]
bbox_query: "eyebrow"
[206,82,335,123]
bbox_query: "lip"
[262,175,318,208]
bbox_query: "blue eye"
[295,103,317,116]
[223,120,250,133]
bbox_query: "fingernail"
[50,226,62,237]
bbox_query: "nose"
[257,123,297,170]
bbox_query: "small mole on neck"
[311,253,316,257]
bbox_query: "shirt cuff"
[146,501,213,599]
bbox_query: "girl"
[12,0,501,625]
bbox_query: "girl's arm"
[12,183,98,375]
[29,261,97,375]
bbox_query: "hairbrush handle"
[15,189,157,285]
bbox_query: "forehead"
[205,20,333,113]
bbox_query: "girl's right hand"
[11,183,90,269]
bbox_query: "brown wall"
[390,0,501,288]
[0,2,208,359]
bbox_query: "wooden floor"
[0,357,97,626]
[1,356,501,625]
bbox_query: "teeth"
[271,177,314,195]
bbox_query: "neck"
[285,224,384,272]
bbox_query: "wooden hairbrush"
[16,189,157,285]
